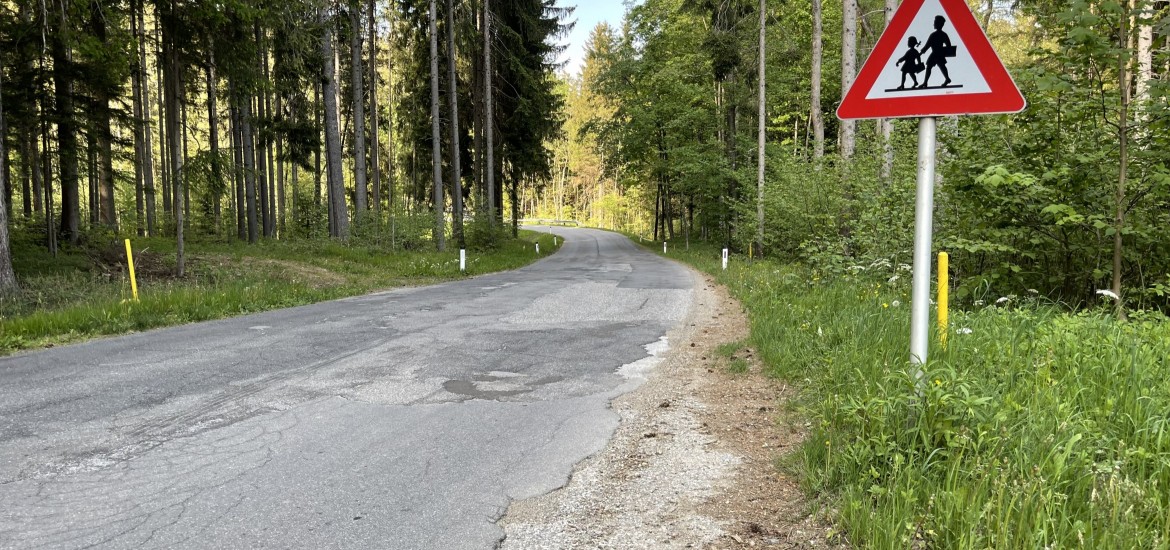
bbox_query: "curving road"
[0,227,694,549]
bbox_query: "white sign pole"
[909,117,937,381]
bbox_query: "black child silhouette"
[919,15,954,88]
[895,37,924,89]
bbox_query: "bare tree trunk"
[1135,0,1152,104]
[314,81,322,209]
[156,23,171,219]
[351,0,368,219]
[255,29,270,237]
[323,9,349,239]
[131,0,145,235]
[208,46,223,233]
[484,0,495,226]
[53,0,81,244]
[163,18,185,275]
[241,90,259,243]
[879,0,895,180]
[1112,4,1131,318]
[756,0,766,257]
[369,0,381,216]
[90,0,116,231]
[447,0,464,248]
[0,68,15,294]
[839,0,857,159]
[265,95,275,236]
[429,0,445,250]
[139,0,156,236]
[276,96,285,236]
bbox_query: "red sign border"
[836,0,1026,120]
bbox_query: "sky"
[555,0,631,77]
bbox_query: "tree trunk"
[241,90,259,243]
[156,23,171,219]
[139,0,157,236]
[351,0,368,218]
[208,47,222,232]
[839,0,857,159]
[0,68,15,294]
[756,0,766,257]
[53,0,81,244]
[255,29,271,237]
[90,0,116,230]
[323,9,349,239]
[369,0,381,216]
[1113,4,1131,318]
[879,0,895,180]
[131,0,145,235]
[162,16,185,276]
[314,81,322,209]
[447,0,464,248]
[182,95,191,223]
[484,0,495,226]
[276,97,285,236]
[429,0,445,250]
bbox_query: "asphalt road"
[0,227,695,549]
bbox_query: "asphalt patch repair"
[500,272,848,549]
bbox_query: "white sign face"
[863,0,991,100]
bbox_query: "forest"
[0,0,566,293]
[544,0,1170,314]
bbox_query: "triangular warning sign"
[837,0,1025,119]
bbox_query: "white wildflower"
[898,263,913,272]
[817,327,824,337]
[888,274,900,284]
[995,295,1016,305]
[891,300,901,307]
[1027,288,1039,294]
[957,327,974,335]
[974,299,985,306]
[847,265,866,273]
[1096,289,1119,300]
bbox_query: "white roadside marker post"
[663,241,667,254]
[460,249,466,272]
[722,248,729,270]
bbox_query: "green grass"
[0,230,559,355]
[650,239,1170,549]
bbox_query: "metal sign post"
[909,117,937,377]
[837,0,1024,382]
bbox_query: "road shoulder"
[499,271,841,549]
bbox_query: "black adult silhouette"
[919,15,954,88]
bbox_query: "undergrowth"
[652,239,1170,549]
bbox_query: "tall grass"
[656,241,1170,549]
[1,231,558,354]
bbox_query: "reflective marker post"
[909,117,937,382]
[460,249,466,272]
[722,248,729,270]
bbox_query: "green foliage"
[659,242,1170,549]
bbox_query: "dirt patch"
[500,272,844,549]
[251,258,348,287]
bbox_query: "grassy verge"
[649,239,1170,549]
[1,231,558,355]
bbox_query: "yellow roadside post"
[938,252,949,348]
[125,239,140,302]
